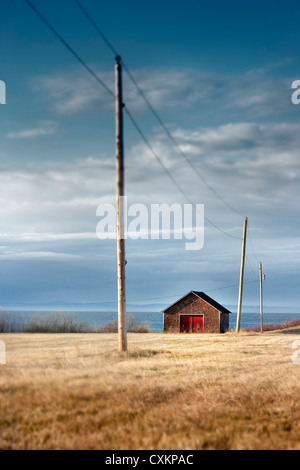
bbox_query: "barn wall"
[163,294,224,333]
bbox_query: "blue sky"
[0,0,300,313]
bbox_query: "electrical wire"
[125,107,242,240]
[247,222,260,264]
[25,0,115,99]
[25,0,266,310]
[73,0,249,240]
[74,0,119,57]
[74,0,245,219]
[123,64,245,218]
[26,0,243,241]
[246,254,260,279]
[95,279,259,304]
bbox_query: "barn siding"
[163,293,225,333]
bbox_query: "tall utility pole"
[236,217,248,333]
[259,262,264,333]
[116,56,127,352]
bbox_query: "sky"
[0,0,300,313]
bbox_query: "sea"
[2,310,300,332]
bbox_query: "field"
[0,330,300,450]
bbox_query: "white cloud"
[34,64,295,119]
[0,251,82,260]
[0,232,96,242]
[170,121,300,192]
[35,71,114,114]
[0,157,116,236]
[6,121,58,139]
[0,118,299,283]
[1,120,299,236]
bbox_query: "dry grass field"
[0,330,300,450]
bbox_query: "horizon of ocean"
[2,310,300,332]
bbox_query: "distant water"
[2,310,300,332]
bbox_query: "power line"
[25,0,115,99]
[25,0,264,311]
[74,0,265,285]
[26,0,242,240]
[96,279,259,304]
[74,0,119,57]
[73,0,245,239]
[207,279,259,292]
[124,64,245,218]
[245,221,261,278]
[247,222,260,264]
[74,0,245,219]
[246,253,259,279]
[125,107,242,240]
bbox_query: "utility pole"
[259,262,264,333]
[236,217,248,333]
[116,56,127,352]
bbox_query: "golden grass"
[0,331,300,450]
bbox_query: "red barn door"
[180,315,203,333]
[192,315,203,332]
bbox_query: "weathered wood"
[116,56,127,351]
[236,217,248,333]
[259,261,263,333]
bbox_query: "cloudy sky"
[0,0,300,312]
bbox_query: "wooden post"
[236,217,248,333]
[116,56,127,352]
[259,262,263,333]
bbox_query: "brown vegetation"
[0,312,149,334]
[0,331,299,450]
[97,315,150,333]
[241,318,300,333]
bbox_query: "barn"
[162,291,231,334]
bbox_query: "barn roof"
[162,291,231,314]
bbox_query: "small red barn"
[162,291,230,334]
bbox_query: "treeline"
[0,312,150,333]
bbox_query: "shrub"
[97,314,150,333]
[97,319,118,333]
[0,311,150,333]
[23,313,87,333]
[0,311,23,333]
[126,314,150,333]
[241,318,300,333]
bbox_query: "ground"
[0,330,299,450]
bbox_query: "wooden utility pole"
[236,217,248,333]
[116,56,127,352]
[259,262,264,333]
